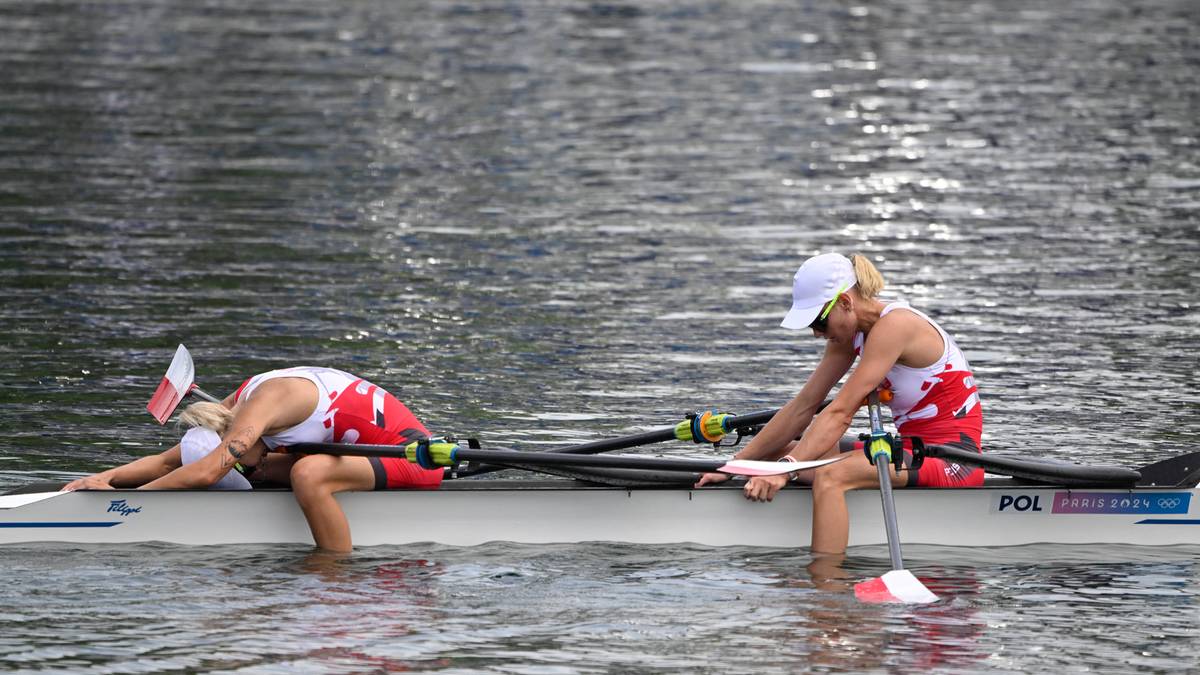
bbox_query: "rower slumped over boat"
[698,252,985,554]
[64,366,442,551]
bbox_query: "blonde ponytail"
[850,254,885,299]
[177,401,234,435]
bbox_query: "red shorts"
[846,433,984,488]
[318,390,443,491]
[369,456,443,490]
[348,425,442,491]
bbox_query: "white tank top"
[234,366,386,450]
[853,302,982,443]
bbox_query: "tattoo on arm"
[219,427,261,470]
[222,440,250,469]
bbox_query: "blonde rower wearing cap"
[697,253,984,554]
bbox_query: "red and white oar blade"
[718,455,846,477]
[146,344,196,424]
[854,569,938,604]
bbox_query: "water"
[3,543,1199,673]
[1,0,1198,671]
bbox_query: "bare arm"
[733,340,857,461]
[783,314,913,461]
[139,425,261,489]
[139,377,316,489]
[739,313,917,502]
[63,446,183,490]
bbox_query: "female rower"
[697,253,983,554]
[63,367,443,551]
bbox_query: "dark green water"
[1,0,1198,672]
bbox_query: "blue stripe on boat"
[1135,519,1200,525]
[0,522,122,528]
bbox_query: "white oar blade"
[718,455,845,477]
[0,491,68,510]
[146,344,195,424]
[854,569,938,604]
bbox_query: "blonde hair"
[177,401,234,435]
[850,254,885,299]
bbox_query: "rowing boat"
[64,345,1189,551]
[2,464,1198,547]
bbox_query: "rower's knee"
[291,455,337,498]
[812,462,853,497]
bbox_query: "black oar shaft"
[553,409,779,455]
[551,428,683,456]
[924,444,1140,486]
[454,408,780,478]
[289,442,730,474]
[462,448,728,473]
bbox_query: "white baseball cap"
[180,427,251,490]
[780,253,858,329]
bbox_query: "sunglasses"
[808,284,849,332]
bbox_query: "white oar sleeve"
[180,428,252,490]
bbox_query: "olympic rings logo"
[1158,498,1181,509]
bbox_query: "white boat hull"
[1,481,1197,548]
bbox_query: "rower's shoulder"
[240,375,319,420]
[248,373,315,396]
[865,305,921,339]
[876,304,937,335]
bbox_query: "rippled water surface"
[4,543,1200,673]
[1,0,1198,672]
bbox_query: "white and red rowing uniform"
[234,367,442,490]
[853,302,984,487]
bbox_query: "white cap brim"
[780,302,824,330]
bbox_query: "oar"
[921,444,1140,486]
[454,407,783,478]
[456,397,864,479]
[852,392,938,604]
[289,439,846,477]
[146,344,220,424]
[526,399,844,458]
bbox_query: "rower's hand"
[694,472,729,488]
[62,475,115,491]
[743,474,789,502]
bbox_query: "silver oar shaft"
[867,391,905,570]
[190,386,221,403]
[875,456,905,570]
